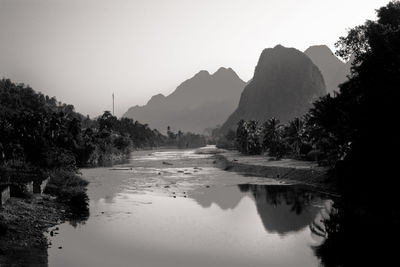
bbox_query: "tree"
[246,120,262,155]
[283,117,309,158]
[98,111,118,132]
[311,2,400,265]
[262,118,286,158]
[167,126,176,142]
[235,120,248,153]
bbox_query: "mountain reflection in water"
[239,184,326,235]
[8,149,336,267]
[192,183,329,236]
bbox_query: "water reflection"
[243,184,330,235]
[191,182,330,236]
[191,185,245,210]
[311,202,343,267]
[66,191,90,228]
[43,149,335,267]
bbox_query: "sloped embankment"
[214,150,337,194]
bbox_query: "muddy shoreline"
[0,195,69,266]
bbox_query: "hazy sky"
[0,0,390,117]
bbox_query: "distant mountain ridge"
[304,45,351,94]
[221,45,326,132]
[123,67,246,133]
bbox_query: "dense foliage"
[225,116,313,160]
[235,120,262,155]
[218,4,400,263]
[319,1,400,265]
[226,2,400,265]
[0,79,168,170]
[166,126,207,148]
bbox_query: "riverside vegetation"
[214,2,400,265]
[1,1,399,265]
[0,79,206,257]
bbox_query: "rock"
[304,45,351,95]
[221,45,326,132]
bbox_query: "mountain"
[304,45,351,94]
[221,45,326,132]
[123,67,246,133]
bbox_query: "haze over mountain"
[221,45,326,132]
[304,45,351,94]
[123,67,246,133]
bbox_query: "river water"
[47,147,332,267]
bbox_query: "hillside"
[123,67,246,133]
[304,45,351,94]
[221,45,326,132]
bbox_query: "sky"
[0,0,390,117]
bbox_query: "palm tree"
[284,117,305,158]
[246,120,262,155]
[262,118,280,148]
[262,118,286,158]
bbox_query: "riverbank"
[211,149,338,194]
[0,195,68,265]
[0,170,89,265]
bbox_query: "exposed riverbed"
[43,147,332,267]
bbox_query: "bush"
[45,170,88,201]
[44,170,89,223]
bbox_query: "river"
[46,146,332,267]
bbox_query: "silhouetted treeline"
[0,79,167,171]
[216,112,347,166]
[322,2,400,265]
[215,2,400,265]
[166,126,206,148]
[214,2,400,265]
[214,116,320,162]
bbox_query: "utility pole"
[112,93,115,116]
